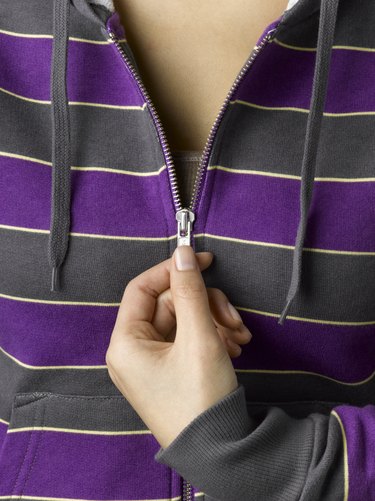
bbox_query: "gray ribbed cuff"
[153,384,325,500]
[155,384,250,462]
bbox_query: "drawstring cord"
[48,0,340,328]
[48,0,105,292]
[278,0,340,325]
[48,0,72,292]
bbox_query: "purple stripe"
[3,157,375,252]
[234,42,375,113]
[0,296,115,366]
[0,156,170,237]
[0,32,144,106]
[194,169,375,252]
[0,430,179,499]
[232,311,375,383]
[333,405,375,500]
[1,297,374,382]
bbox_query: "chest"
[112,0,289,151]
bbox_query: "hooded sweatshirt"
[0,0,374,499]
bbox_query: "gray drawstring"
[48,0,72,292]
[47,0,111,292]
[278,0,340,325]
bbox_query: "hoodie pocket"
[0,391,179,500]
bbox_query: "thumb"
[170,245,217,344]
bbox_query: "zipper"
[182,477,193,501]
[107,25,278,251]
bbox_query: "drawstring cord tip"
[51,266,60,292]
[278,298,294,326]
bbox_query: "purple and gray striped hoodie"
[0,0,374,499]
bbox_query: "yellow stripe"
[331,410,350,501]
[233,305,375,326]
[0,345,107,370]
[0,27,127,44]
[2,151,374,183]
[0,224,373,256]
[274,37,375,53]
[231,99,375,117]
[0,224,176,241]
[0,290,118,306]
[195,233,375,257]
[235,368,375,387]
[0,86,147,110]
[0,151,166,177]
[208,165,375,183]
[0,495,189,501]
[0,417,9,425]
[8,426,152,435]
[1,287,373,325]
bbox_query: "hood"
[46,0,339,325]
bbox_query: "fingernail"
[227,302,242,322]
[175,245,197,271]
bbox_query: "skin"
[106,2,289,448]
[106,247,252,449]
[112,0,289,151]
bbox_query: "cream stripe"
[0,224,176,241]
[7,426,152,435]
[274,37,375,53]
[195,233,375,257]
[331,410,350,501]
[0,225,373,256]
[0,86,147,110]
[0,345,107,370]
[1,289,374,325]
[0,290,119,306]
[235,368,375,387]
[0,27,126,44]
[0,150,166,177]
[208,165,375,183]
[2,341,374,382]
[231,99,375,117]
[0,496,188,501]
[0,417,9,425]
[2,150,375,182]
[3,151,374,182]
[233,305,375,326]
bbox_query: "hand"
[105,245,253,449]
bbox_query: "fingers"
[170,246,217,342]
[152,287,252,343]
[114,251,214,332]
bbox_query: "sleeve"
[154,384,375,501]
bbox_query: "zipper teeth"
[182,477,192,501]
[107,24,277,501]
[188,25,278,215]
[106,31,183,211]
[107,26,278,217]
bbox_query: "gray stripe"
[1,346,373,426]
[0,0,110,40]
[0,91,163,172]
[212,103,375,179]
[278,0,375,48]
[4,87,375,179]
[1,228,375,323]
[10,391,147,432]
[237,370,374,408]
[0,348,119,423]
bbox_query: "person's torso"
[0,0,374,499]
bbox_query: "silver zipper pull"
[176,208,195,247]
